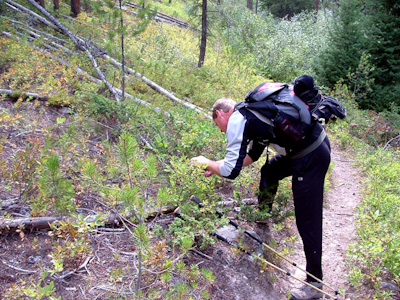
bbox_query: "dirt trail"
[275,141,363,299]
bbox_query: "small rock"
[216,225,240,241]
[27,256,41,264]
[58,107,70,114]
[241,198,258,206]
[233,207,241,213]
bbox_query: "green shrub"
[37,153,76,215]
[347,146,400,294]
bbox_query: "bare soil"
[0,100,372,299]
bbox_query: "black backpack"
[293,74,347,123]
[235,82,312,142]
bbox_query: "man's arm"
[190,154,253,177]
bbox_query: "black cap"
[294,75,316,97]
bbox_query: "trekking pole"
[180,198,340,300]
[214,232,340,300]
[190,195,340,296]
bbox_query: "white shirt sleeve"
[219,111,247,178]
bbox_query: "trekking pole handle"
[190,195,203,207]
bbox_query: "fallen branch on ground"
[8,0,121,101]
[384,134,400,150]
[2,3,212,119]
[55,252,94,280]
[0,88,48,100]
[0,206,175,232]
[2,30,153,108]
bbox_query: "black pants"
[259,137,331,281]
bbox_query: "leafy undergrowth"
[0,97,295,299]
[329,106,400,298]
[1,0,400,298]
[0,6,291,296]
[0,98,213,299]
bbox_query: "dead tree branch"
[1,260,37,274]
[2,30,153,108]
[384,134,400,150]
[0,206,175,232]
[3,2,211,118]
[0,88,48,100]
[7,0,121,101]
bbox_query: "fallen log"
[14,0,122,101]
[104,54,212,120]
[3,2,212,119]
[2,31,154,109]
[0,216,60,231]
[0,206,176,232]
[5,0,58,31]
[0,88,48,100]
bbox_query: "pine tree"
[362,0,400,110]
[312,0,365,87]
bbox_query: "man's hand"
[189,156,210,165]
[190,156,223,177]
[204,170,213,177]
[190,156,215,177]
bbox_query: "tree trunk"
[314,0,319,14]
[54,0,59,11]
[36,0,45,8]
[198,0,207,68]
[71,0,80,17]
[119,0,125,101]
[247,0,252,10]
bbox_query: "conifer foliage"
[313,0,400,111]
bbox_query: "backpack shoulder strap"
[234,101,275,126]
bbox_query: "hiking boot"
[290,281,323,300]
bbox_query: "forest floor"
[0,99,373,299]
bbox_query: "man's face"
[213,110,229,133]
